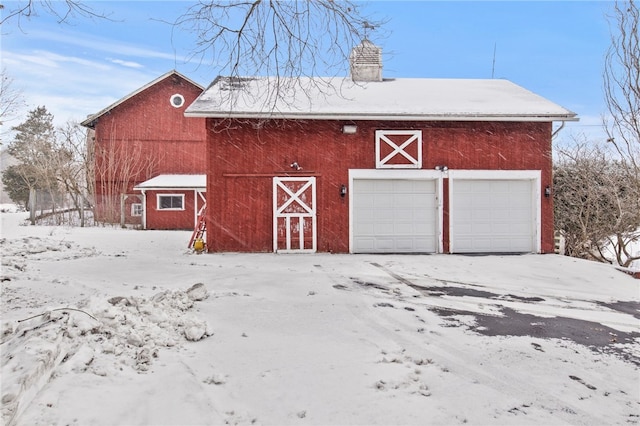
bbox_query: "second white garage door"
[450,179,535,253]
[352,179,438,253]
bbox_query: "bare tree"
[0,69,24,131]
[93,131,162,225]
[0,0,106,25]
[2,106,65,221]
[173,1,384,107]
[554,138,640,267]
[55,121,93,226]
[603,0,640,185]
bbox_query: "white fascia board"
[184,111,579,122]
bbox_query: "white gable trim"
[82,70,204,128]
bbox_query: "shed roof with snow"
[133,174,206,191]
[185,77,577,122]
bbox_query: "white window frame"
[157,194,185,211]
[375,130,422,169]
[131,203,143,217]
[170,94,185,108]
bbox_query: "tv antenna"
[491,42,497,78]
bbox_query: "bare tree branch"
[173,0,386,108]
[603,0,640,184]
[554,137,640,267]
[93,126,163,225]
[0,0,107,26]
[0,69,25,136]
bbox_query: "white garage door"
[352,179,437,253]
[451,179,535,253]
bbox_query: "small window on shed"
[131,203,143,217]
[170,94,185,108]
[157,194,185,210]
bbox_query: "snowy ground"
[1,210,639,426]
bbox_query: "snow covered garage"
[185,41,577,254]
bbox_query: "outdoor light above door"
[342,124,357,134]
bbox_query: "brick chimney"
[350,39,382,82]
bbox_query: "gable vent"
[350,39,382,82]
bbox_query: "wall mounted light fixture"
[340,184,347,197]
[342,124,357,134]
[545,185,551,198]
[290,161,302,171]
[434,165,449,171]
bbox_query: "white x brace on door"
[273,177,317,253]
[375,130,422,169]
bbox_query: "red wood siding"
[144,190,200,230]
[206,119,554,253]
[92,74,207,226]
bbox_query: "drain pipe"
[551,121,566,140]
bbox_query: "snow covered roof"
[133,174,206,190]
[81,70,204,128]
[185,77,577,122]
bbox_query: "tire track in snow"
[344,261,616,424]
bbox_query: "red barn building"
[82,71,207,229]
[185,41,577,254]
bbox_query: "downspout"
[551,121,565,140]
[141,190,147,230]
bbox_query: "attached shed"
[185,43,577,254]
[133,174,206,230]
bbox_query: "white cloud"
[2,48,160,126]
[0,14,207,128]
[24,28,187,62]
[4,50,112,72]
[109,58,145,69]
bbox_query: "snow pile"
[0,236,98,278]
[0,204,21,213]
[1,283,212,426]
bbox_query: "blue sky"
[1,1,613,143]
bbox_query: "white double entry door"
[273,176,317,253]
